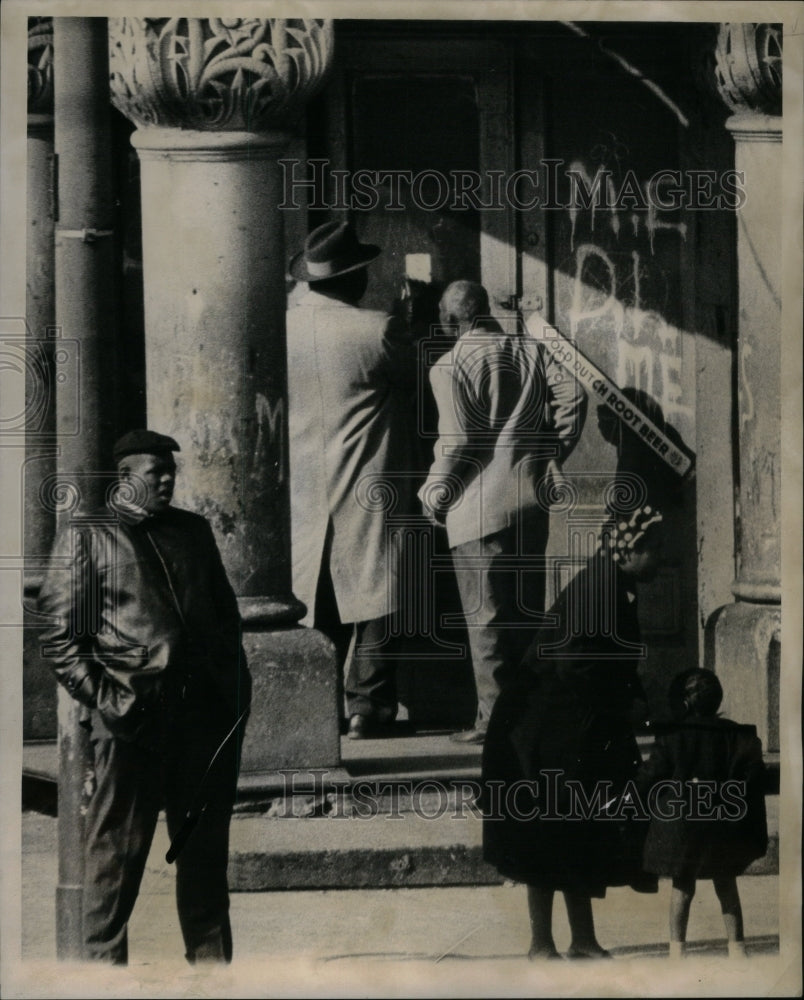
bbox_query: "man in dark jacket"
[38,430,251,965]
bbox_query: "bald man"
[419,281,588,742]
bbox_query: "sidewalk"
[8,809,793,1000]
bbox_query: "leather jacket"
[38,502,251,741]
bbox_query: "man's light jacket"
[420,321,588,548]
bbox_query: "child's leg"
[712,875,745,955]
[563,890,611,958]
[668,876,695,956]
[526,885,560,959]
[670,876,695,942]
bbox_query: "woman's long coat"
[287,289,418,625]
[481,553,651,895]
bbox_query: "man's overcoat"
[287,289,417,625]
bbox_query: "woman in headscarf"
[481,507,664,960]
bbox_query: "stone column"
[108,16,340,770]
[712,23,782,751]
[24,16,57,738]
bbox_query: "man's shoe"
[347,715,371,740]
[449,728,487,745]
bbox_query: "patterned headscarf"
[608,506,664,563]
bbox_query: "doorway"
[312,36,527,727]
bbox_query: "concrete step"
[24,732,781,803]
[22,727,484,811]
[24,733,780,888]
[223,795,780,891]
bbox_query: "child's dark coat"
[636,716,768,879]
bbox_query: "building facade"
[22,17,784,776]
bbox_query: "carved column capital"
[108,17,334,132]
[714,23,782,116]
[28,16,54,115]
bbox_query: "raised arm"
[543,346,588,463]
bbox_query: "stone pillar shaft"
[108,16,340,770]
[728,115,781,602]
[133,129,295,607]
[711,24,782,752]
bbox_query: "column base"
[710,601,780,752]
[239,625,341,773]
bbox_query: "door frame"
[323,37,519,316]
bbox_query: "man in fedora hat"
[38,430,250,963]
[287,220,419,738]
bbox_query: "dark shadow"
[323,933,780,963]
[609,933,780,959]
[22,775,57,817]
[343,754,481,778]
[597,386,689,518]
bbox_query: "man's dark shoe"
[449,728,487,745]
[347,714,371,740]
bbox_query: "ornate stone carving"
[28,16,54,114]
[108,17,334,131]
[714,23,782,116]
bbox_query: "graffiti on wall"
[255,391,286,484]
[565,159,693,438]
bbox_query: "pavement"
[7,813,796,999]
[8,732,797,999]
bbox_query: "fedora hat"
[289,221,381,282]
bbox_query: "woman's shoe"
[528,946,562,961]
[565,945,612,960]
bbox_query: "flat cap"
[113,429,181,463]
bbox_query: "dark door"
[317,36,527,726]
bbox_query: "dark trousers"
[314,524,397,723]
[82,691,242,964]
[451,513,548,729]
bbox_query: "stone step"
[222,794,780,892]
[25,732,780,804]
[24,734,780,888]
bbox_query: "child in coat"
[635,668,768,958]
